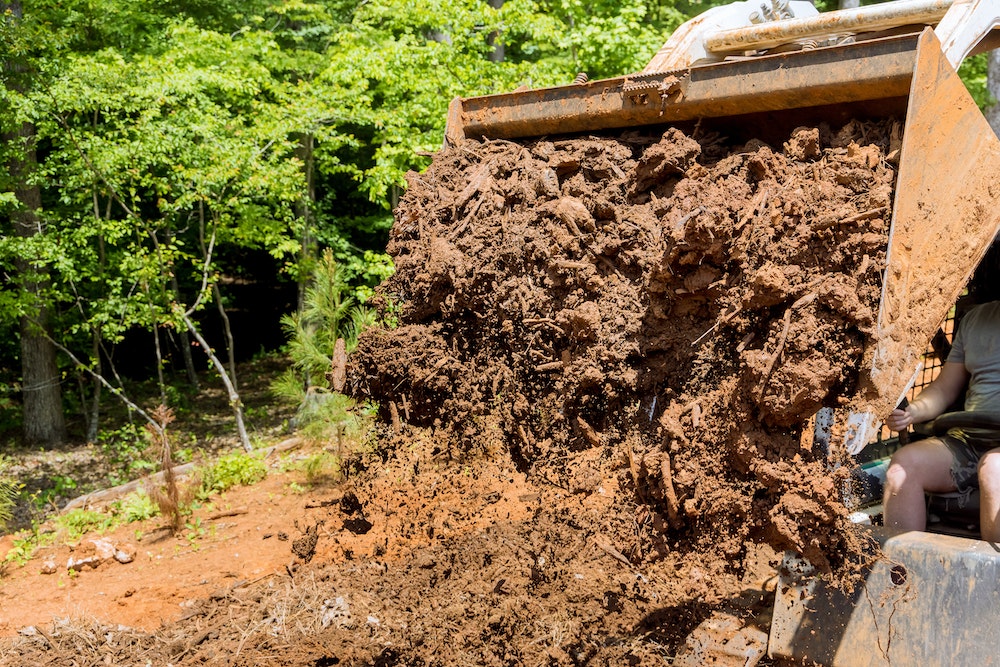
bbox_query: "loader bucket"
[770,528,1000,666]
[445,27,1000,447]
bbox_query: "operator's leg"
[883,438,957,533]
[978,447,1000,542]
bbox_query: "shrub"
[114,490,159,523]
[199,451,267,499]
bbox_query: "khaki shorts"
[941,430,1000,494]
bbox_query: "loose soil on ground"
[1,119,898,665]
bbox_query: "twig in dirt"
[757,292,818,399]
[593,536,646,582]
[627,446,643,501]
[447,214,473,242]
[660,455,683,529]
[576,416,601,447]
[455,162,492,210]
[304,496,343,509]
[534,360,564,372]
[33,626,57,650]
[209,507,249,520]
[736,189,770,231]
[414,356,453,385]
[389,402,401,432]
[524,317,566,335]
[691,306,742,346]
[674,205,706,229]
[814,206,888,231]
[584,246,626,280]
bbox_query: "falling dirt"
[1,120,900,666]
[351,120,897,577]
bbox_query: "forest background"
[0,0,997,456]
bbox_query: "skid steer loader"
[444,1,1000,664]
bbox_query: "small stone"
[114,547,135,564]
[67,554,101,571]
[40,561,58,575]
[89,538,117,562]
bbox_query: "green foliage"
[3,529,55,567]
[274,248,377,405]
[98,424,156,486]
[294,391,374,443]
[199,451,268,498]
[959,52,992,110]
[55,508,116,540]
[299,449,343,486]
[113,490,160,523]
[0,456,19,531]
[31,474,78,511]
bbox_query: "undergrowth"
[0,455,19,530]
[199,451,267,498]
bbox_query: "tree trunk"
[487,0,505,63]
[86,330,101,443]
[170,275,200,390]
[295,134,316,317]
[212,283,238,392]
[4,1,67,446]
[986,49,1000,137]
[9,127,67,446]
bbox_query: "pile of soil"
[350,119,898,575]
[1,431,778,666]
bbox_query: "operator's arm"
[886,361,969,432]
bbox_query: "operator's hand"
[886,407,914,432]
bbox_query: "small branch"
[593,535,634,568]
[757,292,818,400]
[534,360,564,372]
[34,321,162,437]
[178,307,252,451]
[660,454,683,529]
[814,206,888,231]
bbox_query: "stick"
[660,455,683,529]
[814,206,888,231]
[692,306,741,347]
[593,535,633,568]
[576,416,601,447]
[534,361,564,372]
[758,292,818,399]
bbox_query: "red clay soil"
[350,120,897,576]
[0,120,898,666]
